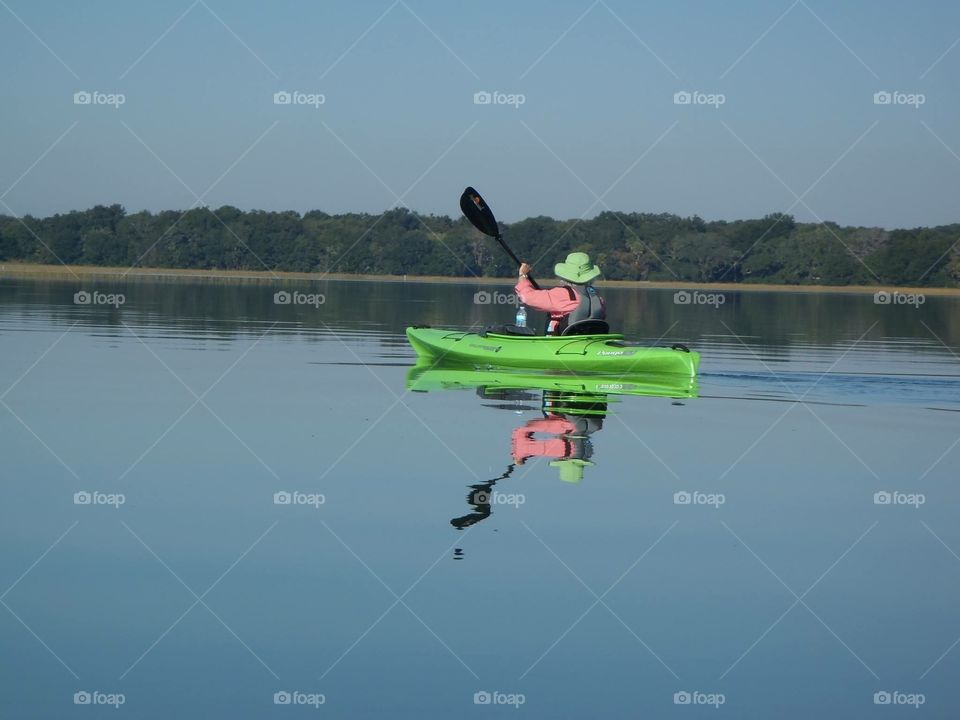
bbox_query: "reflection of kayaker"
[515,253,607,335]
[450,391,607,534]
[512,391,606,483]
[512,416,579,461]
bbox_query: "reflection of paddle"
[460,186,541,289]
[450,463,516,530]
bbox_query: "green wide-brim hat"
[549,458,594,483]
[555,252,601,284]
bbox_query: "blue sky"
[1,0,958,228]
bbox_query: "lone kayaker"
[516,252,606,335]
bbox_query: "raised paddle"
[460,186,541,289]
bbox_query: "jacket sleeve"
[514,278,580,315]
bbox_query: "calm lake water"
[1,275,959,718]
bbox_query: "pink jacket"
[514,277,581,333]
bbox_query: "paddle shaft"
[495,234,540,289]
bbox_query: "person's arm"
[514,264,580,314]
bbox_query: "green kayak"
[406,327,701,377]
[406,364,699,399]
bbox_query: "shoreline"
[1,262,957,296]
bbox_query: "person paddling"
[515,252,606,335]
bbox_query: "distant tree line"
[1,204,957,287]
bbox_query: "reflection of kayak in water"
[405,364,699,400]
[406,327,700,376]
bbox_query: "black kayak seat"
[561,319,610,336]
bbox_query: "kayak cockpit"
[479,324,537,337]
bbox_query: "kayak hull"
[405,327,700,376]
[406,364,699,399]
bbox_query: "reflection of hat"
[554,252,601,284]
[549,458,594,483]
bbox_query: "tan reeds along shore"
[2,262,958,296]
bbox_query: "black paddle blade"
[460,187,500,238]
[458,185,535,284]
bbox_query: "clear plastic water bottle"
[515,305,527,328]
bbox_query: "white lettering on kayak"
[597,350,637,356]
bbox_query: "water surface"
[1,276,958,718]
